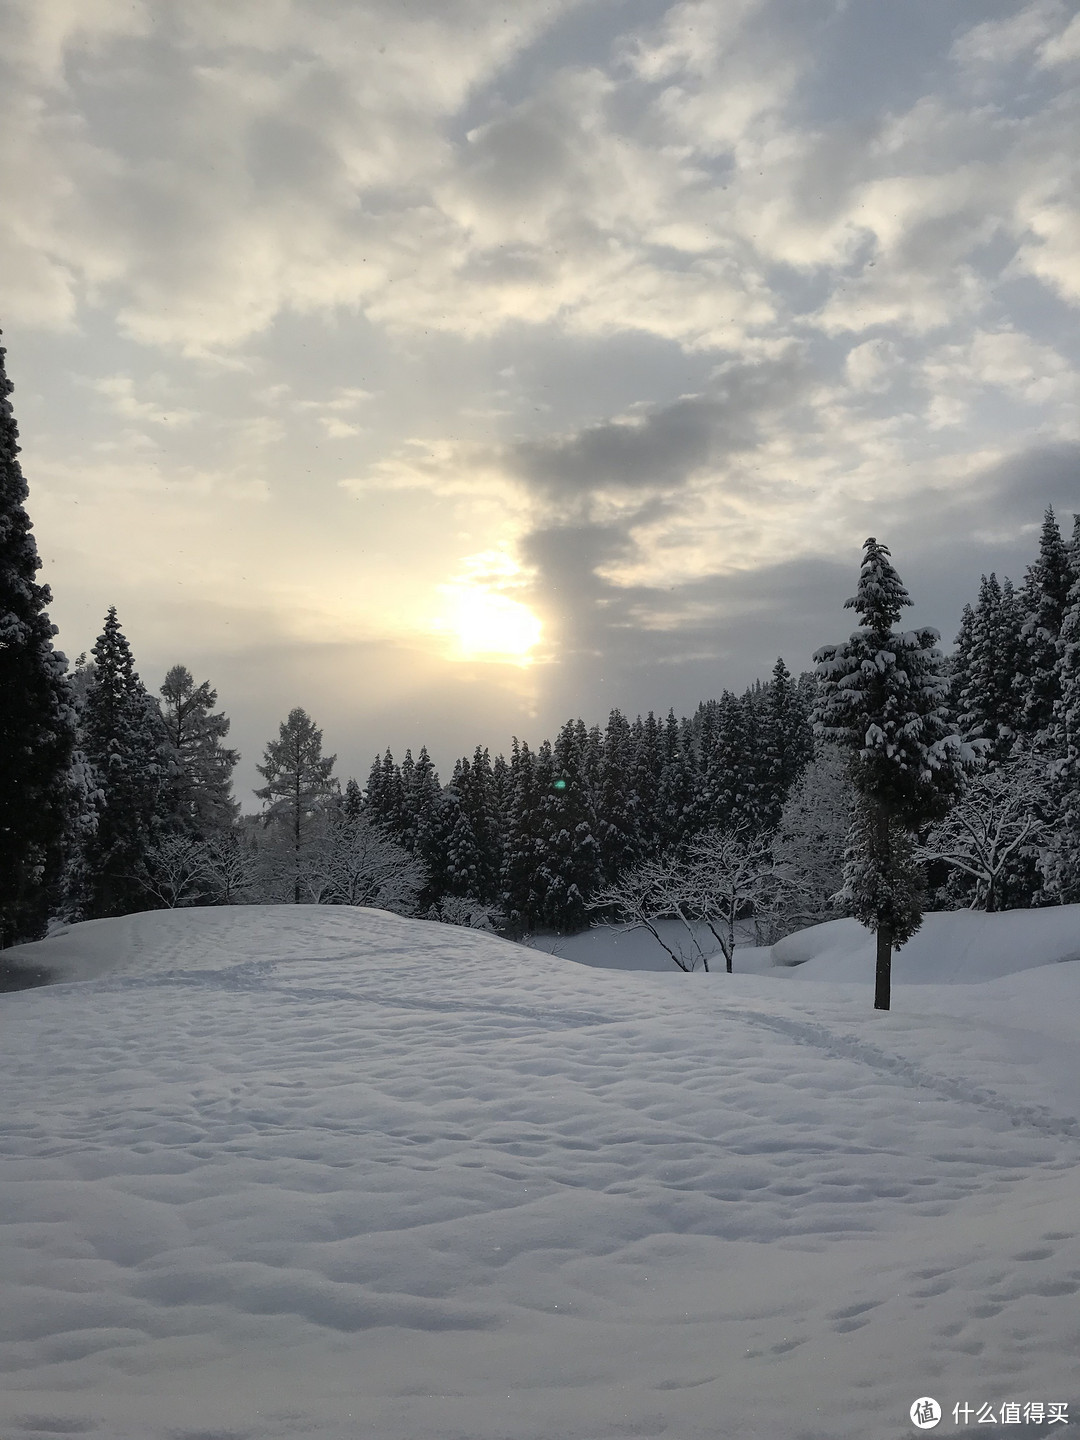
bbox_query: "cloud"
[507,353,808,506]
[93,373,197,427]
[922,329,1078,410]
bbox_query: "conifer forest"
[4,332,1080,1009]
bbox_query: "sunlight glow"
[434,551,543,665]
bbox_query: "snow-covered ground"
[1,905,1077,1440]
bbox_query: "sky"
[2,0,1079,806]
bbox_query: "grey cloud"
[508,354,807,501]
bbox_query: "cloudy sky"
[3,0,1079,803]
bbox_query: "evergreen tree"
[80,608,174,919]
[1018,507,1074,739]
[815,538,970,1009]
[763,657,814,823]
[956,574,1023,757]
[1043,552,1080,901]
[501,737,543,930]
[0,333,77,945]
[596,710,639,880]
[254,708,336,903]
[703,690,753,831]
[657,708,695,851]
[949,602,976,728]
[159,665,239,834]
[441,748,502,904]
[632,712,664,857]
[366,749,404,836]
[536,721,600,931]
[341,776,365,820]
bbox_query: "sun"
[448,586,543,664]
[433,551,543,665]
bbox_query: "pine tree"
[159,665,239,834]
[596,708,639,875]
[254,708,336,903]
[1043,548,1080,901]
[703,691,752,831]
[632,712,664,857]
[657,709,695,852]
[441,748,502,904]
[763,657,814,822]
[0,333,77,945]
[501,737,543,931]
[815,538,970,1010]
[956,575,1023,757]
[80,608,174,918]
[1018,507,1074,739]
[536,720,600,931]
[341,776,364,820]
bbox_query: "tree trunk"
[874,924,892,1011]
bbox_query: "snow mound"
[1,905,1078,1439]
[772,906,1080,984]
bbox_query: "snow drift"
[0,905,1077,1440]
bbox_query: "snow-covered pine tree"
[1018,507,1074,741]
[408,746,444,886]
[254,707,337,903]
[537,719,600,931]
[341,776,364,820]
[501,737,543,931]
[596,709,640,881]
[657,708,695,852]
[760,657,813,829]
[0,333,77,945]
[470,745,504,902]
[632,712,664,858]
[1041,549,1080,902]
[949,602,976,728]
[79,608,174,919]
[442,747,502,904]
[158,665,240,834]
[956,574,1024,758]
[702,690,751,832]
[839,792,924,953]
[815,538,971,1010]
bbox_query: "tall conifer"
[815,538,970,1009]
[0,334,77,945]
[80,608,173,918]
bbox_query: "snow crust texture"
[1,906,1078,1439]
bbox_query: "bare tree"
[200,829,257,905]
[916,754,1051,912]
[684,825,805,973]
[590,857,711,972]
[300,808,425,913]
[772,743,854,930]
[139,832,210,908]
[426,895,507,931]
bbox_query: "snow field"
[0,906,1077,1439]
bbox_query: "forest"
[4,337,1080,1007]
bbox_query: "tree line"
[4,329,1080,1009]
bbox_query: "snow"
[1,905,1078,1439]
[773,907,1080,983]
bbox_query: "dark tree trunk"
[874,924,892,1011]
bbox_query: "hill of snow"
[1,905,1077,1439]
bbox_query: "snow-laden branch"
[915,754,1051,912]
